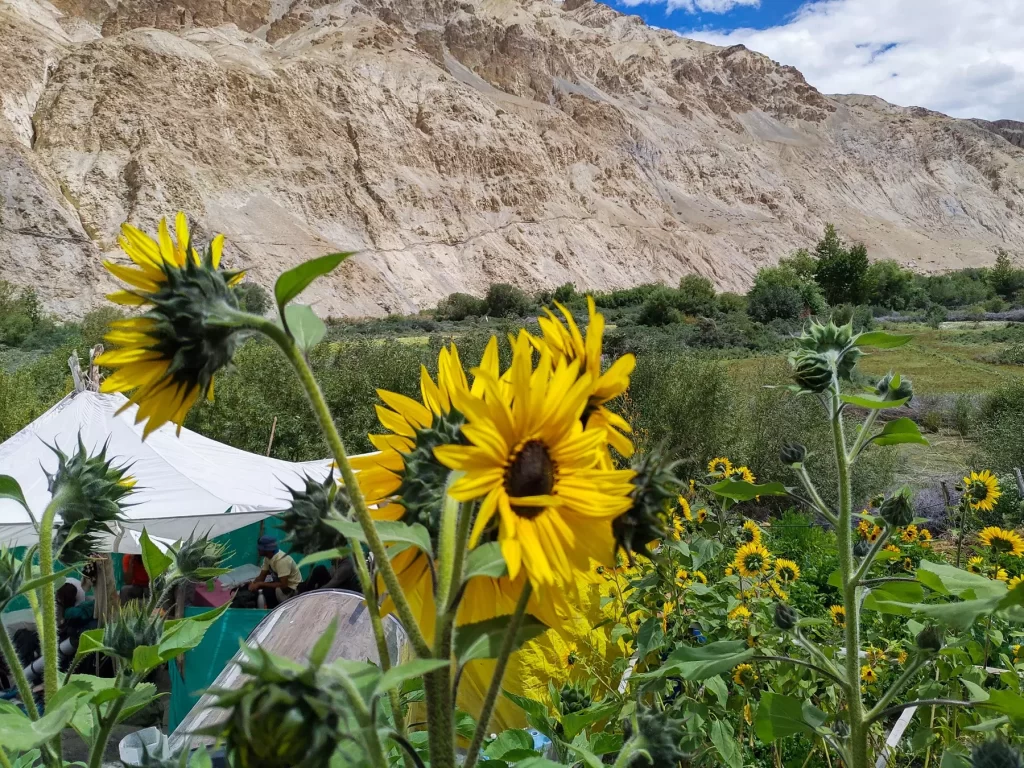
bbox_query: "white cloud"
[681,0,1024,121]
[618,0,759,14]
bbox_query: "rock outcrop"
[2,0,1023,318]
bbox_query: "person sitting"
[246,536,301,609]
[120,554,150,604]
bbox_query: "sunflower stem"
[89,673,132,768]
[36,489,69,764]
[0,620,40,720]
[865,657,926,723]
[435,483,462,614]
[852,527,892,584]
[252,315,432,658]
[463,581,533,768]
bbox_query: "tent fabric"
[0,391,336,549]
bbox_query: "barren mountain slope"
[2,0,1023,318]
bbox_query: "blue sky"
[600,0,1024,121]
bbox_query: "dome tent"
[0,390,334,551]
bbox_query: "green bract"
[879,487,914,528]
[103,602,164,662]
[0,546,30,611]
[278,472,346,556]
[613,449,679,560]
[623,708,686,768]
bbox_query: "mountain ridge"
[1,0,1023,318]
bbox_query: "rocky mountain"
[2,0,1024,318]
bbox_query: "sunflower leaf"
[754,692,821,742]
[0,475,30,514]
[374,659,450,699]
[853,331,913,349]
[140,529,173,582]
[274,252,353,319]
[454,615,548,665]
[463,542,507,581]
[325,518,433,557]
[284,304,326,352]
[840,393,911,410]
[707,479,789,502]
[916,560,1006,599]
[636,640,753,681]
[18,566,77,598]
[872,418,929,447]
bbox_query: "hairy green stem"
[852,528,892,584]
[464,582,533,768]
[846,409,880,465]
[37,493,64,707]
[435,490,461,612]
[0,748,13,768]
[866,657,925,722]
[254,316,431,658]
[752,655,849,689]
[611,732,646,768]
[89,676,130,768]
[0,620,40,720]
[868,699,974,725]
[795,465,837,525]
[830,381,868,768]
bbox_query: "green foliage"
[926,269,995,308]
[975,380,1024,472]
[484,282,532,318]
[989,251,1024,300]
[813,224,869,305]
[865,260,925,311]
[636,288,682,327]
[747,264,825,323]
[234,282,273,316]
[436,292,486,321]
[677,274,718,316]
[717,291,748,314]
[553,282,576,304]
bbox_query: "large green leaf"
[19,566,76,598]
[560,700,619,740]
[454,615,548,665]
[326,518,432,557]
[980,689,1024,723]
[463,542,507,581]
[374,659,450,698]
[710,719,743,768]
[863,581,926,613]
[854,331,913,349]
[284,304,326,352]
[638,640,754,682]
[0,694,83,751]
[274,252,353,317]
[140,529,172,582]
[754,692,824,742]
[840,393,910,410]
[0,475,30,513]
[297,547,352,568]
[873,418,929,447]
[917,561,1006,599]
[707,479,789,502]
[484,729,534,760]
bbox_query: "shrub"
[864,259,925,310]
[553,282,576,304]
[636,289,682,327]
[988,249,1024,300]
[747,274,805,323]
[592,283,662,308]
[975,380,1024,472]
[435,292,485,321]
[676,274,717,317]
[813,224,869,305]
[234,282,272,315]
[926,305,948,328]
[716,291,747,314]
[483,283,532,318]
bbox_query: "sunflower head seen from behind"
[532,297,636,458]
[435,331,635,591]
[963,470,1001,512]
[98,213,246,436]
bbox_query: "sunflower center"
[505,440,556,519]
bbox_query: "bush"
[483,283,532,318]
[676,274,717,317]
[435,292,485,321]
[235,282,272,316]
[864,260,925,310]
[716,292,747,314]
[975,380,1024,472]
[592,283,662,308]
[747,275,805,323]
[553,282,576,304]
[926,305,947,328]
[814,224,869,305]
[636,289,682,327]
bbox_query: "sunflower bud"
[613,449,680,561]
[621,708,686,768]
[278,473,348,556]
[48,436,133,564]
[203,645,341,768]
[397,409,464,534]
[853,539,871,557]
[876,371,914,403]
[971,740,1024,768]
[774,602,797,631]
[779,443,807,467]
[795,320,862,381]
[879,488,915,528]
[167,532,228,585]
[832,718,849,739]
[0,547,30,612]
[916,625,943,654]
[558,683,593,715]
[791,351,834,393]
[103,602,164,661]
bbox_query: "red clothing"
[122,555,150,587]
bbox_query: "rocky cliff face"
[2,0,1024,318]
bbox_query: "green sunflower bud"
[621,708,686,768]
[774,602,798,631]
[791,351,834,393]
[168,531,228,584]
[613,449,681,561]
[103,602,164,661]
[48,436,134,564]
[876,371,914,403]
[278,473,348,556]
[916,625,943,654]
[795,319,862,381]
[0,546,31,612]
[879,487,915,528]
[853,539,871,558]
[779,443,807,466]
[971,741,1024,768]
[832,718,849,739]
[398,408,464,537]
[558,683,593,715]
[203,644,341,768]
[869,494,885,508]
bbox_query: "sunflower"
[675,568,690,587]
[728,605,752,623]
[733,542,772,579]
[436,331,636,590]
[739,520,762,545]
[696,508,707,524]
[978,527,1024,557]
[679,496,692,522]
[743,703,753,725]
[724,566,734,577]
[903,557,914,572]
[963,470,1002,512]
[732,663,757,686]
[708,457,733,477]
[660,600,675,633]
[856,519,872,539]
[866,646,884,664]
[670,514,685,541]
[98,213,246,436]
[900,524,919,543]
[774,558,801,583]
[884,544,901,554]
[993,567,1009,582]
[919,529,932,547]
[1014,644,1023,661]
[867,525,883,543]
[767,579,789,601]
[1010,575,1024,590]
[692,570,708,585]
[829,605,846,627]
[896,650,908,665]
[532,297,635,457]
[860,665,878,684]
[730,466,756,484]
[967,556,986,574]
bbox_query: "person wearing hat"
[247,536,301,609]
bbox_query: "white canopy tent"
[0,391,336,551]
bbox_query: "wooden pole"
[1013,468,1024,498]
[265,416,278,457]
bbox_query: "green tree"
[553,282,576,304]
[988,249,1024,299]
[863,260,921,310]
[779,248,817,281]
[235,282,272,315]
[747,265,826,323]
[637,288,681,326]
[675,274,717,316]
[813,224,869,305]
[435,292,485,321]
[483,283,532,318]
